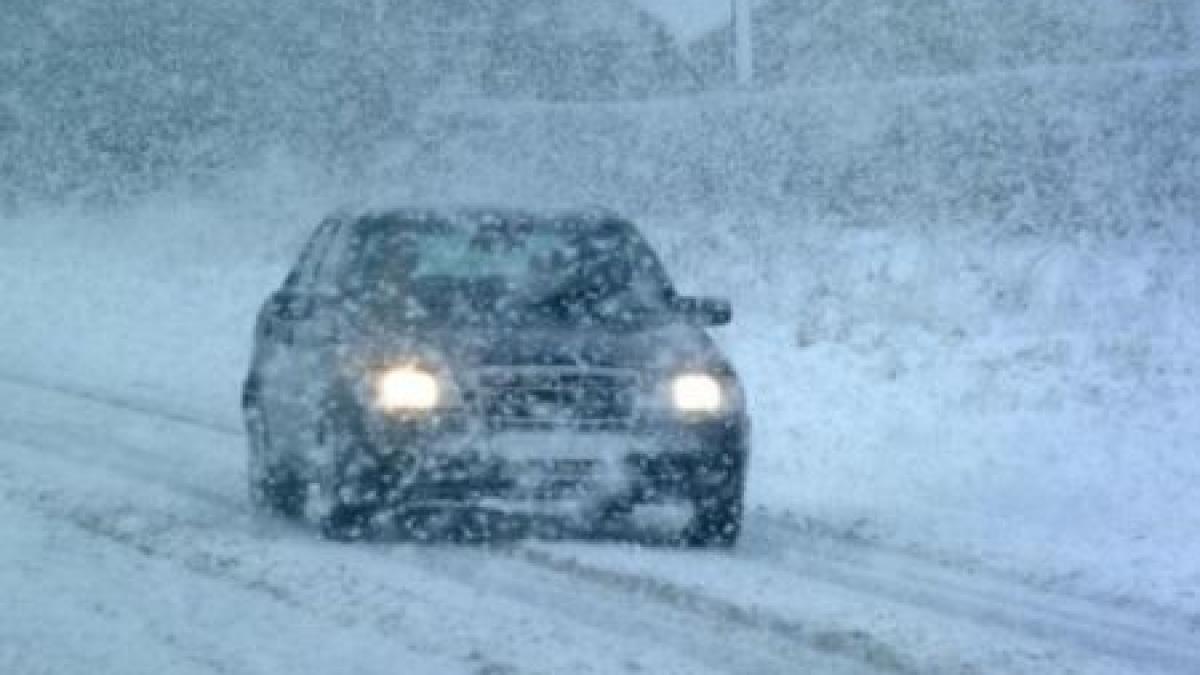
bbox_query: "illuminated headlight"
[375,367,439,412]
[671,373,723,413]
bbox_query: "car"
[241,207,749,546]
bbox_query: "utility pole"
[732,0,754,86]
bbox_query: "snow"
[0,498,469,675]
[3,1,1200,672]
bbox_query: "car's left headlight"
[671,373,724,413]
[375,367,440,412]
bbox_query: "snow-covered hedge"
[383,60,1200,232]
[5,0,1196,231]
[690,0,1199,87]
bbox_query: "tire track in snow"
[0,366,240,435]
[510,546,924,674]
[0,456,856,675]
[0,469,478,675]
[758,514,1200,632]
[748,516,1200,670]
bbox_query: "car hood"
[342,321,733,378]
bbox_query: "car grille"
[472,369,637,431]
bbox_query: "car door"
[256,218,345,461]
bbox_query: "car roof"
[347,206,634,235]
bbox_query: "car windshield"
[342,213,677,328]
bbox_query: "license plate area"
[519,458,597,479]
[486,431,631,461]
[488,432,632,498]
[508,459,599,499]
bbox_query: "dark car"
[242,207,749,546]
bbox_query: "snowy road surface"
[2,375,1197,675]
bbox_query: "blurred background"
[2,0,1196,226]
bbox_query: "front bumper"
[334,412,749,514]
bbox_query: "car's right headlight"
[671,373,724,414]
[374,367,440,412]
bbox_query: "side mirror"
[263,291,343,345]
[269,291,315,322]
[673,295,732,326]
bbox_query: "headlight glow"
[671,373,723,413]
[375,368,439,412]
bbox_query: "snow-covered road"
[3,375,1195,675]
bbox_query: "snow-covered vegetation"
[690,0,1199,86]
[388,59,1200,231]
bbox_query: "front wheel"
[249,459,309,519]
[244,392,307,520]
[685,492,744,548]
[311,399,386,541]
[318,503,379,541]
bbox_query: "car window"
[306,218,365,296]
[334,215,678,327]
[285,217,342,293]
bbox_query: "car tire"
[244,382,308,520]
[249,459,309,520]
[312,397,383,541]
[685,492,744,548]
[319,503,378,541]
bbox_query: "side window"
[619,225,676,299]
[310,218,363,295]
[635,241,677,302]
[284,217,342,293]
